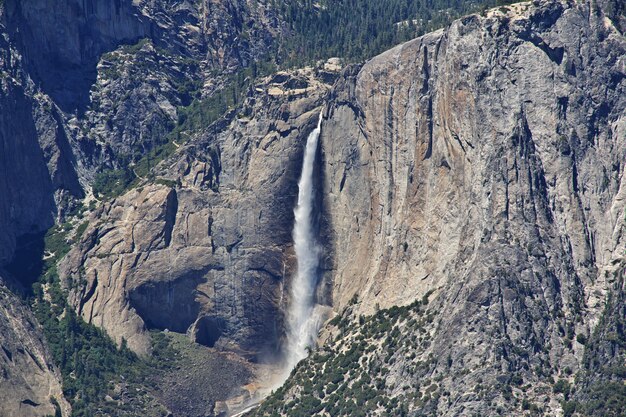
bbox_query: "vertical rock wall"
[318,0,626,413]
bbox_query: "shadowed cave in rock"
[128,276,205,334]
[193,316,226,348]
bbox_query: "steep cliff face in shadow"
[4,0,150,112]
[0,6,84,414]
[0,8,84,268]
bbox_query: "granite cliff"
[253,0,626,415]
[60,70,332,357]
[0,0,287,414]
[0,4,79,415]
[0,0,285,273]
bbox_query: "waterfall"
[284,110,324,372]
[229,112,325,414]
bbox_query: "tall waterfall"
[284,111,324,372]
[230,113,325,414]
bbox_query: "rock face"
[3,0,285,181]
[0,0,287,414]
[0,7,80,416]
[72,0,285,175]
[323,0,626,315]
[60,70,331,357]
[0,7,84,266]
[4,0,150,112]
[573,263,626,416]
[0,0,290,283]
[300,0,625,414]
[0,277,70,417]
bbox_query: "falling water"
[284,110,324,372]
[227,113,324,415]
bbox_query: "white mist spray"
[284,110,324,372]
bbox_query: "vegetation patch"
[272,0,518,66]
[8,219,170,416]
[568,269,626,416]
[27,239,166,415]
[250,296,441,417]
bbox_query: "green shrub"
[154,178,178,188]
[75,221,89,240]
[553,379,571,399]
[92,168,135,199]
[562,400,577,417]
